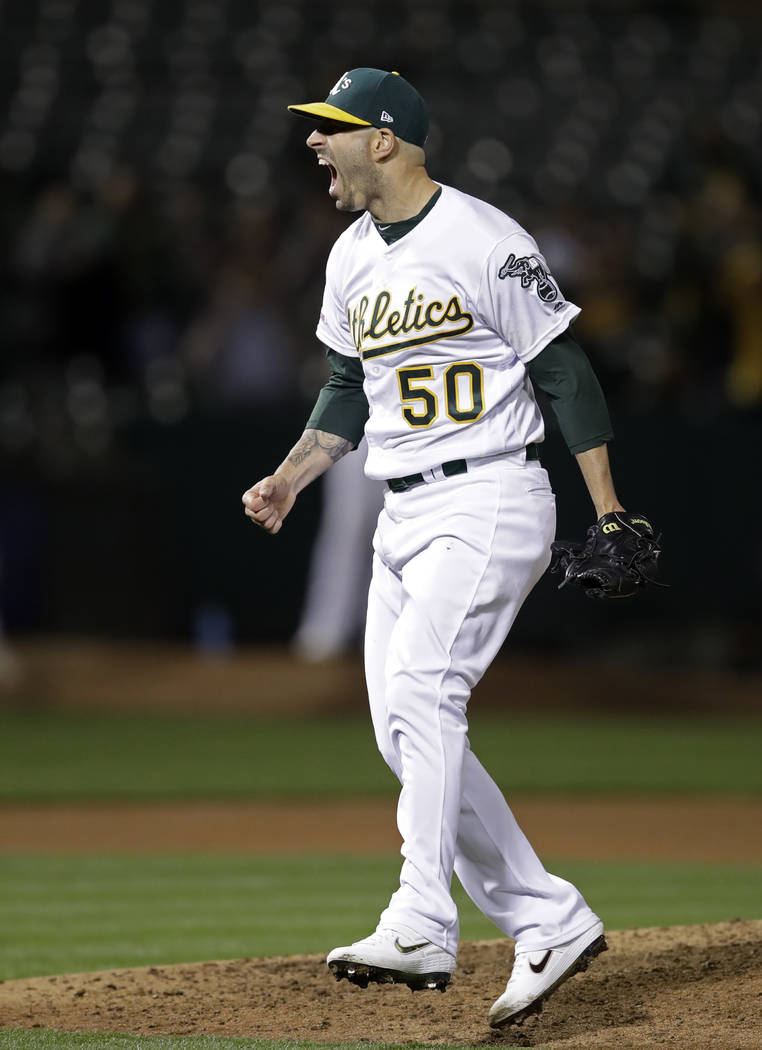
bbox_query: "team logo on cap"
[329,73,352,95]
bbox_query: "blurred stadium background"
[0,0,761,683]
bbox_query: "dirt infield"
[1,921,760,1049]
[2,795,762,861]
[7,639,762,715]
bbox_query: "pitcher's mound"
[1,920,760,1049]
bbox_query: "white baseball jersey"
[316,183,580,480]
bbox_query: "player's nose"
[306,128,324,148]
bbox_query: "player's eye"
[315,119,362,137]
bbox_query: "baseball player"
[242,68,622,1028]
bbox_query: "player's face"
[306,122,379,213]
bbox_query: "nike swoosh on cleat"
[529,949,553,974]
[394,937,430,954]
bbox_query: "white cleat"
[488,920,607,1027]
[327,923,455,992]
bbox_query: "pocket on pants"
[523,466,555,498]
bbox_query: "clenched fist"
[242,474,297,535]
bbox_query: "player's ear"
[372,128,396,161]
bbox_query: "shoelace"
[362,930,389,946]
[361,928,413,949]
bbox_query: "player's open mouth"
[318,157,338,192]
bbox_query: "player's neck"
[368,171,439,225]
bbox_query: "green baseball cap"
[288,68,429,147]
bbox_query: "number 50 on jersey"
[397,363,485,428]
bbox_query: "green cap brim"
[287,102,373,126]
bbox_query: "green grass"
[1,711,761,801]
[1,852,759,981]
[0,1036,492,1050]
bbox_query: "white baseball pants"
[363,451,600,957]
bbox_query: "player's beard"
[332,156,381,214]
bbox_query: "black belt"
[386,444,539,493]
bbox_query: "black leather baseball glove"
[550,511,663,599]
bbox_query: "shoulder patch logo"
[380,110,394,123]
[498,252,560,303]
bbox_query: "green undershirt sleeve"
[526,329,614,455]
[305,346,369,448]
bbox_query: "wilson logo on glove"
[550,511,665,600]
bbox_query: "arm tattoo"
[287,429,352,467]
